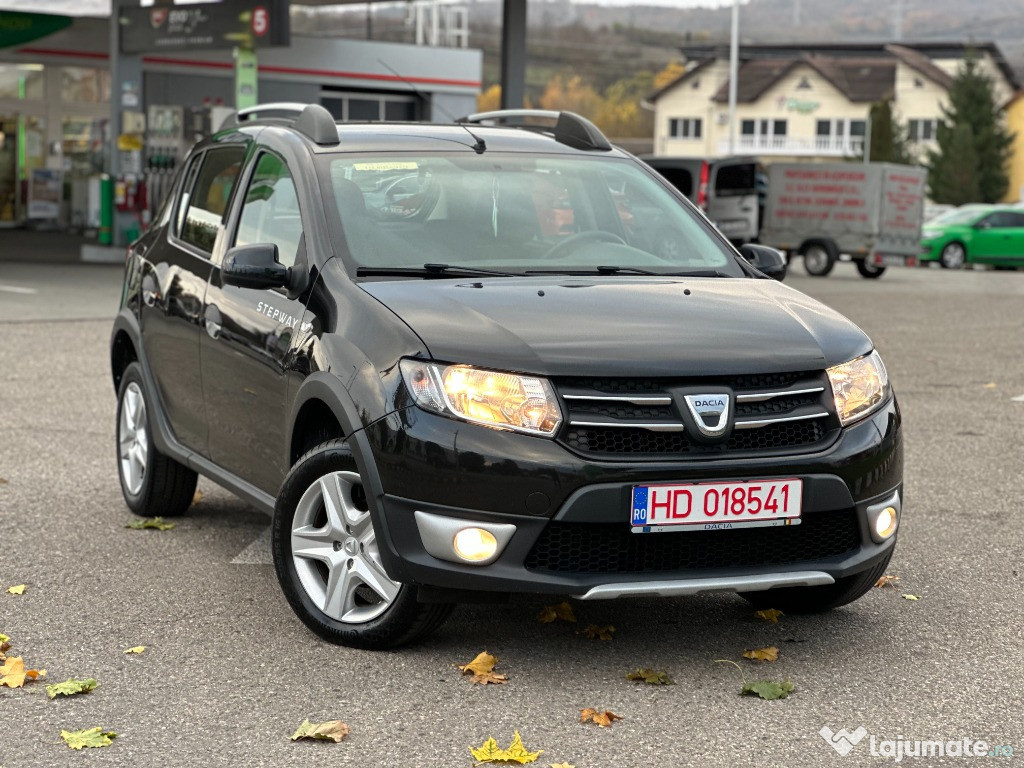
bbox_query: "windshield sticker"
[353,161,419,171]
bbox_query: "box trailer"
[759,162,926,278]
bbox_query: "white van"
[641,156,762,244]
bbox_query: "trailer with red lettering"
[759,162,927,278]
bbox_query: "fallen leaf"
[61,727,116,750]
[191,489,203,506]
[902,594,920,601]
[537,601,576,624]
[580,624,615,641]
[741,679,795,700]
[125,517,175,531]
[470,671,509,686]
[457,652,508,685]
[549,763,576,768]
[983,382,998,389]
[626,668,674,685]
[289,719,349,743]
[875,574,900,588]
[123,646,146,654]
[580,708,622,728]
[0,632,9,643]
[469,731,543,764]
[755,608,783,623]
[0,477,6,484]
[6,585,25,595]
[46,678,99,699]
[1,657,46,689]
[0,639,9,661]
[742,646,779,663]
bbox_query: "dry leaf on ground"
[875,574,900,588]
[191,489,204,506]
[902,594,920,601]
[580,624,615,641]
[0,477,7,484]
[123,646,146,654]
[46,678,99,699]
[755,608,783,623]
[6,584,26,595]
[125,517,175,531]
[469,731,543,764]
[549,763,576,768]
[580,708,622,728]
[537,602,576,624]
[457,651,508,685]
[61,727,116,750]
[742,646,779,663]
[0,656,46,688]
[983,382,998,389]
[741,679,795,700]
[290,719,350,743]
[626,668,674,685]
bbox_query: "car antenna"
[376,58,486,154]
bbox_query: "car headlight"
[399,360,562,437]
[826,350,890,426]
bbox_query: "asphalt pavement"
[1,259,1022,767]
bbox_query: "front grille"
[555,371,838,459]
[524,510,861,573]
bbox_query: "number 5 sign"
[251,6,269,37]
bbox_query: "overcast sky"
[1,0,730,19]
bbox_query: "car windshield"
[322,153,741,276]
[927,206,989,227]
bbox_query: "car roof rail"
[225,102,340,146]
[458,109,612,152]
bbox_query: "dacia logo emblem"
[683,393,732,438]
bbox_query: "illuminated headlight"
[399,360,562,437]
[826,350,890,426]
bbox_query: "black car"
[110,105,902,649]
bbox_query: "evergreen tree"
[863,99,913,164]
[927,55,1014,203]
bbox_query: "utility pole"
[727,0,739,156]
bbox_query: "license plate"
[873,253,917,267]
[630,479,802,533]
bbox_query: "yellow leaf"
[537,601,576,624]
[983,382,998,389]
[902,594,920,601]
[875,574,900,588]
[191,489,204,506]
[6,584,25,595]
[289,718,349,742]
[123,646,146,654]
[755,609,783,623]
[625,667,674,685]
[469,732,543,765]
[580,708,622,728]
[0,656,44,688]
[580,624,615,641]
[61,727,116,750]
[742,646,779,663]
[550,763,576,768]
[458,651,498,676]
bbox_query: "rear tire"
[116,362,198,518]
[272,438,453,649]
[739,548,894,613]
[801,241,837,277]
[856,260,886,279]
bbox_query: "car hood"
[359,276,873,376]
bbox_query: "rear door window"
[713,163,757,197]
[179,146,245,254]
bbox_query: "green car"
[921,205,1024,269]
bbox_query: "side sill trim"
[575,571,835,600]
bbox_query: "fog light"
[453,528,498,562]
[875,507,898,539]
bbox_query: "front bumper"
[356,398,902,597]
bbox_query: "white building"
[649,42,1019,161]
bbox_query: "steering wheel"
[545,230,626,260]
[382,174,438,220]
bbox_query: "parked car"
[919,205,1024,269]
[110,105,902,649]
[640,155,762,244]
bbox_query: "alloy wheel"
[119,382,149,495]
[290,471,400,623]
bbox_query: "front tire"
[939,242,966,269]
[116,362,197,517]
[739,548,894,613]
[272,439,453,649]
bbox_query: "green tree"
[927,55,1014,203]
[863,99,913,164]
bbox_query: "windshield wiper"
[594,265,661,275]
[356,263,522,278]
[523,266,733,277]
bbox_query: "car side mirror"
[222,244,290,290]
[740,243,787,281]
